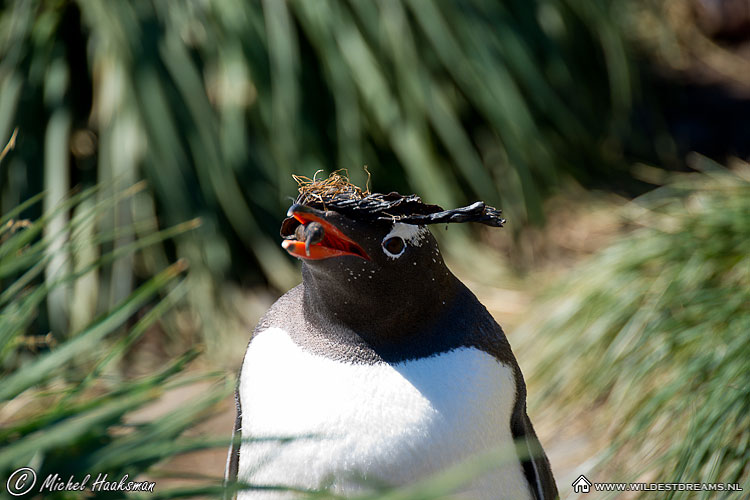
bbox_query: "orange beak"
[281,206,370,261]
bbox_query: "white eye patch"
[381,223,429,259]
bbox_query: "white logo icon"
[6,467,37,496]
[572,474,592,494]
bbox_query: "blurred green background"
[1,0,748,498]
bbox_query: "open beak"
[281,204,370,261]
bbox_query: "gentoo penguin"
[226,178,557,500]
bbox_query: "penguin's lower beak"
[281,204,370,261]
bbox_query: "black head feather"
[293,173,505,227]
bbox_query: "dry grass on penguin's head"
[293,169,371,208]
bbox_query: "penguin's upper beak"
[280,204,370,261]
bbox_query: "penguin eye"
[382,236,406,258]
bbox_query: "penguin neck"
[300,261,460,348]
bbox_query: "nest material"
[292,170,505,227]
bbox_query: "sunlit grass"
[0,0,635,293]
[0,187,233,499]
[519,157,750,498]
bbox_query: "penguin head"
[278,184,504,336]
[281,203,454,337]
[280,203,446,281]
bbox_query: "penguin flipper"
[223,388,242,500]
[512,411,559,500]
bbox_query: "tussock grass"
[0,188,233,499]
[0,0,635,296]
[519,157,750,498]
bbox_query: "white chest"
[237,328,532,500]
